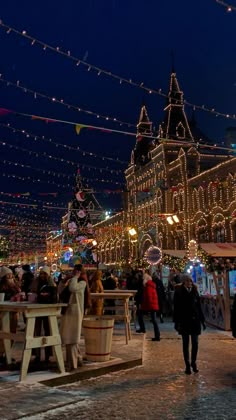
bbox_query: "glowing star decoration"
[76,191,85,202]
[144,246,162,265]
[77,210,86,218]
[68,222,77,233]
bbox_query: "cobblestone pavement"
[21,321,236,420]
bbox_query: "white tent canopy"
[162,250,186,259]
[200,243,236,257]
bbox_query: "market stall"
[198,243,236,330]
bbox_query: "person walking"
[173,274,206,374]
[137,269,161,341]
[60,264,86,371]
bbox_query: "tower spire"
[159,71,194,142]
[132,105,154,166]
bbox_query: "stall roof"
[162,250,186,258]
[200,243,236,257]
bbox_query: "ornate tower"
[132,105,155,166]
[159,71,194,142]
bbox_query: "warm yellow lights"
[92,240,98,246]
[128,228,137,236]
[166,216,174,225]
[173,215,180,223]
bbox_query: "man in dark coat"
[21,264,34,299]
[173,274,206,374]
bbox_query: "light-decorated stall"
[186,241,236,330]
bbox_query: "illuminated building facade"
[94,71,236,266]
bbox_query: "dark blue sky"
[0,0,235,229]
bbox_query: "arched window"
[176,122,186,138]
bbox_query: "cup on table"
[16,293,21,302]
[0,293,5,302]
[27,293,37,303]
[20,292,26,301]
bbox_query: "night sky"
[0,0,235,236]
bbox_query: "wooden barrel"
[83,317,114,362]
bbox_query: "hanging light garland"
[0,160,125,186]
[0,140,124,175]
[0,75,135,129]
[215,0,236,12]
[0,123,128,165]
[0,19,236,120]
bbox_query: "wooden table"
[90,292,133,344]
[0,302,67,381]
[104,290,137,327]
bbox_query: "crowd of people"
[0,263,235,375]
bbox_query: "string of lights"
[0,123,128,165]
[0,191,68,207]
[1,170,125,189]
[0,159,125,185]
[0,140,124,175]
[215,0,236,12]
[0,19,236,120]
[1,106,236,156]
[0,75,135,128]
[0,207,62,224]
[0,106,141,138]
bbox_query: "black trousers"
[138,310,160,339]
[182,334,198,366]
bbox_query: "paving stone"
[2,320,236,419]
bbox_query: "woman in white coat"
[60,265,86,370]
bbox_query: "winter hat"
[22,264,31,272]
[0,266,13,279]
[40,266,51,276]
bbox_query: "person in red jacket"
[136,269,160,341]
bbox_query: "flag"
[75,125,84,135]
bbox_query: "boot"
[185,362,191,375]
[191,362,199,373]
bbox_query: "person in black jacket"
[173,274,206,375]
[21,265,34,299]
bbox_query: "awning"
[162,249,186,258]
[200,243,236,257]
